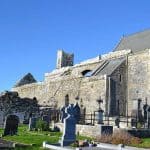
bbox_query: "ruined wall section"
[71,61,102,77]
[79,76,107,113]
[127,49,150,116]
[12,75,107,114]
[12,82,44,101]
[56,50,74,69]
[12,50,131,115]
[45,58,102,81]
[110,61,127,116]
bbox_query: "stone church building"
[12,29,150,118]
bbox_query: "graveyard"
[0,122,149,150]
[0,101,149,150]
[0,124,92,150]
[0,90,149,149]
[0,30,150,149]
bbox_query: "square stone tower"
[56,50,74,69]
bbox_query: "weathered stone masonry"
[127,50,150,115]
[12,50,127,116]
[12,30,150,118]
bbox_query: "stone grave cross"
[60,104,76,147]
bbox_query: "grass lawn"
[0,125,149,149]
[0,125,92,150]
[133,138,150,149]
[0,125,62,150]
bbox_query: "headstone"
[99,125,113,136]
[74,103,80,123]
[51,120,55,129]
[143,104,148,121]
[147,106,150,128]
[80,106,86,124]
[60,106,67,123]
[0,111,4,126]
[97,110,104,124]
[131,99,143,122]
[115,117,120,128]
[131,118,137,128]
[132,99,139,110]
[29,117,37,131]
[4,115,19,136]
[42,115,50,128]
[60,104,76,147]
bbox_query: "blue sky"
[0,0,150,92]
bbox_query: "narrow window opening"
[119,74,122,82]
[81,70,92,77]
[65,94,69,106]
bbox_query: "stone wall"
[102,49,131,60]
[127,49,150,116]
[45,59,102,81]
[12,50,131,117]
[12,75,107,114]
[109,61,127,116]
[0,91,39,125]
[55,122,130,137]
[56,123,102,137]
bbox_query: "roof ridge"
[114,28,150,52]
[124,28,150,38]
[113,37,124,52]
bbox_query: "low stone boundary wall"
[56,123,150,138]
[55,123,101,137]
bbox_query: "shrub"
[111,130,131,145]
[35,119,49,131]
[95,130,141,146]
[95,134,112,144]
[137,122,142,129]
[130,136,142,145]
[70,140,79,147]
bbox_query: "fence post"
[91,113,92,125]
[93,112,95,125]
[127,114,128,127]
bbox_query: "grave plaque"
[99,125,113,136]
[4,115,19,136]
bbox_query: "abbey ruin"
[2,29,148,128]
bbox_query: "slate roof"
[92,57,125,76]
[14,73,37,87]
[114,29,150,53]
